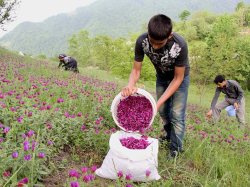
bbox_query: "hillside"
[0,0,249,56]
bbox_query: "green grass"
[0,49,249,187]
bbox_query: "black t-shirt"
[134,32,190,80]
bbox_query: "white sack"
[95,131,161,181]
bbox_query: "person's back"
[65,56,79,73]
[58,54,79,73]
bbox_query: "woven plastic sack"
[95,131,161,182]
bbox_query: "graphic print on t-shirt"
[142,38,181,73]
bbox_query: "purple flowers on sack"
[120,136,150,149]
[117,96,153,132]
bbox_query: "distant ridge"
[0,0,249,56]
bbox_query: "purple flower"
[38,152,45,158]
[17,116,24,123]
[90,165,97,173]
[28,112,32,117]
[125,173,132,180]
[21,133,26,138]
[89,174,95,181]
[64,112,70,118]
[3,127,10,134]
[70,181,79,187]
[48,140,53,145]
[83,175,91,183]
[0,138,4,143]
[27,130,34,137]
[24,154,31,161]
[18,177,29,186]
[77,112,82,117]
[19,177,28,184]
[145,169,151,177]
[81,124,87,131]
[68,169,80,178]
[117,171,123,178]
[57,98,64,103]
[23,141,30,151]
[2,171,11,177]
[32,140,37,151]
[12,151,19,159]
[126,184,133,187]
[81,167,88,173]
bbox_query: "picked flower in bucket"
[117,95,153,132]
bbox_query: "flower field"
[0,51,250,187]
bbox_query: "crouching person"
[58,54,79,73]
[206,75,245,128]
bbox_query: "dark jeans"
[156,75,189,152]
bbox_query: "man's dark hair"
[214,75,225,84]
[148,14,172,40]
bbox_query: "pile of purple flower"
[120,136,150,149]
[117,96,153,132]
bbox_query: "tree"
[0,0,20,30]
[234,2,250,26]
[68,30,95,67]
[179,10,191,22]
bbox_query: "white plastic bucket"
[225,105,236,117]
[111,88,157,132]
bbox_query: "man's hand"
[206,109,213,118]
[234,102,239,110]
[121,86,137,97]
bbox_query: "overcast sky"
[0,0,95,37]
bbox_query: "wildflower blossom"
[24,154,31,161]
[117,171,123,178]
[145,169,151,177]
[23,141,30,151]
[90,165,97,173]
[125,173,132,180]
[68,169,80,178]
[38,152,45,158]
[81,167,88,173]
[70,181,79,187]
[12,151,19,159]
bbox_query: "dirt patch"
[42,146,106,187]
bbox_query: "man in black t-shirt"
[121,14,190,159]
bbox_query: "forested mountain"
[0,0,249,56]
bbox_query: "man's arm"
[210,88,220,109]
[206,88,220,117]
[58,61,63,68]
[156,66,185,111]
[121,61,142,97]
